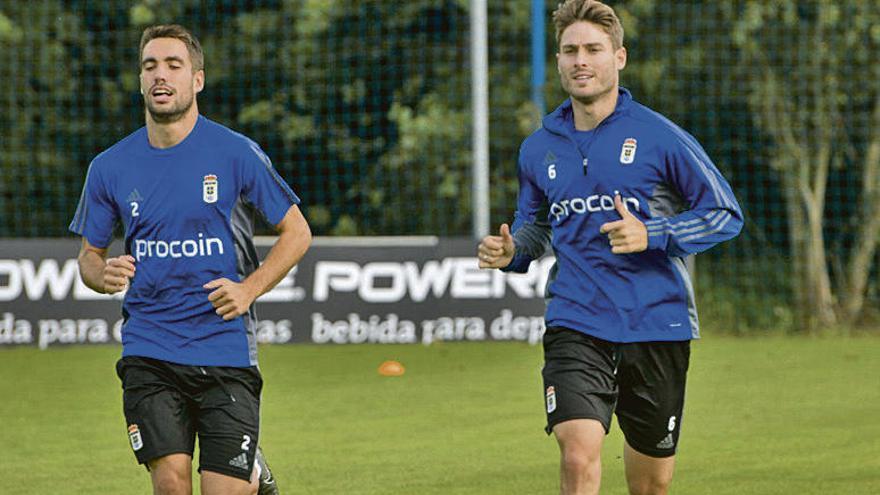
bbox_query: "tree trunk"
[804,194,837,327]
[782,171,836,329]
[782,171,809,329]
[842,98,880,323]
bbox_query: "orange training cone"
[378,360,405,376]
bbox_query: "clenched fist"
[103,255,136,293]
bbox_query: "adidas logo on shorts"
[656,433,675,450]
[228,453,249,470]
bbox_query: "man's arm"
[641,134,744,257]
[205,204,312,321]
[502,204,553,272]
[77,238,136,294]
[478,148,552,272]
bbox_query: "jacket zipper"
[571,121,606,176]
[551,101,621,177]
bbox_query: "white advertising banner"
[0,239,552,348]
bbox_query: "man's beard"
[145,93,194,124]
[562,76,613,106]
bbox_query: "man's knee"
[560,445,601,477]
[554,419,605,475]
[152,469,191,495]
[149,454,192,495]
[627,474,672,495]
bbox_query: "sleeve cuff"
[500,252,533,273]
[645,218,669,252]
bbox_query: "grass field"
[2,336,879,494]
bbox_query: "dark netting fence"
[1,1,878,331]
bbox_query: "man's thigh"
[195,365,263,482]
[201,469,258,495]
[116,357,197,465]
[615,340,690,458]
[542,327,618,435]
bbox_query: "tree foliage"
[1,0,877,327]
[730,0,880,325]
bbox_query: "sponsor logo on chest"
[203,174,218,203]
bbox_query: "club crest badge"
[619,138,637,164]
[203,174,218,203]
[128,424,144,451]
[546,386,557,413]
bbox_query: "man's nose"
[152,68,169,83]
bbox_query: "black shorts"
[116,356,263,481]
[541,327,690,458]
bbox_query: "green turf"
[1,336,878,494]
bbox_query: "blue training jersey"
[504,88,743,343]
[69,115,299,367]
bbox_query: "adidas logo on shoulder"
[228,452,249,470]
[127,189,144,203]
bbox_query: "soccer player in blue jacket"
[70,25,310,495]
[478,1,742,494]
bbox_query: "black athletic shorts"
[541,327,690,458]
[116,356,263,481]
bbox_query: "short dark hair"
[553,0,624,50]
[139,24,204,72]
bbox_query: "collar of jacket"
[542,86,633,137]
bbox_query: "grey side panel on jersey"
[647,181,687,219]
[231,197,261,366]
[649,182,700,338]
[670,256,700,338]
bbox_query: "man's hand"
[599,195,648,254]
[204,278,258,321]
[478,223,515,269]
[103,255,136,294]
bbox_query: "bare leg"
[553,419,606,495]
[201,469,258,495]
[148,453,193,495]
[623,440,675,495]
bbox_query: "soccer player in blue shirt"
[478,1,742,494]
[70,25,310,495]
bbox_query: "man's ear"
[194,69,205,93]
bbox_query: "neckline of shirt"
[144,115,204,155]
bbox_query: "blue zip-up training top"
[503,88,743,343]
